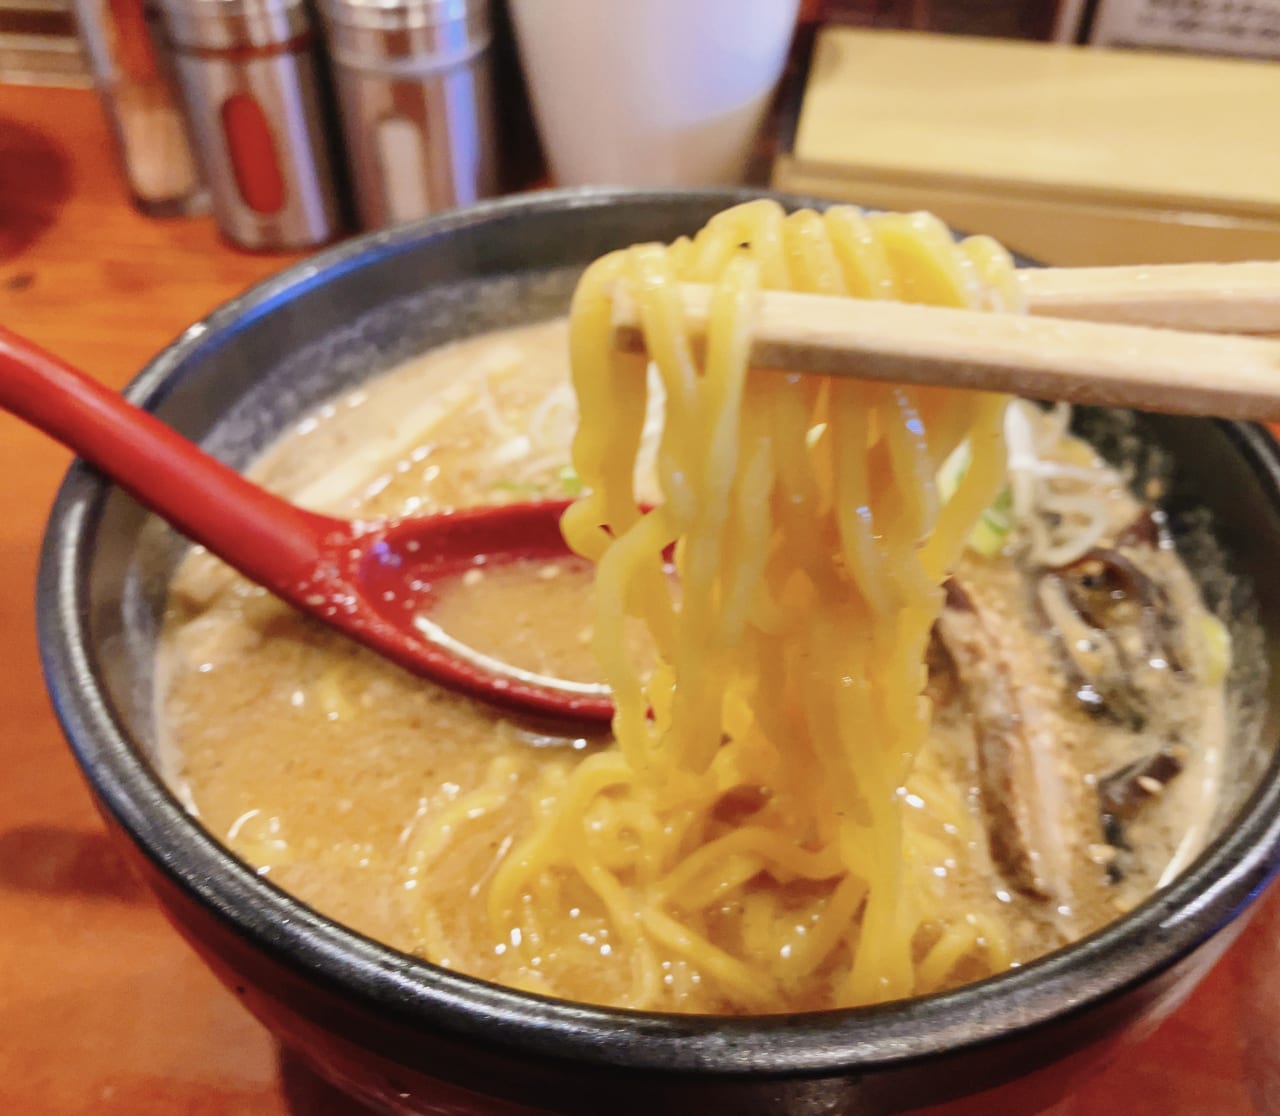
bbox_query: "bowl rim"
[35,184,1280,1078]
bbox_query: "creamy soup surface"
[160,318,1237,1012]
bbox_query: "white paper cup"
[510,0,800,187]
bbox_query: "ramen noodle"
[161,203,1233,1013]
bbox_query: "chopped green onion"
[967,487,1014,556]
[936,441,1014,556]
[937,440,970,504]
[558,464,583,496]
[491,479,543,498]
[1199,614,1232,685]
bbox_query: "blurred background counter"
[774,27,1280,266]
[5,0,1280,261]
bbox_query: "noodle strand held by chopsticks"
[416,201,1022,1011]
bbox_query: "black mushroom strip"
[1098,746,1185,822]
[1035,546,1188,728]
[934,581,1076,902]
[1097,745,1187,876]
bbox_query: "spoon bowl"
[347,501,613,718]
[0,326,614,722]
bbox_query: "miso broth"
[160,319,1241,1012]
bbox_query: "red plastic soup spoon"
[0,327,615,723]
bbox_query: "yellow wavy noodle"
[410,201,1022,1011]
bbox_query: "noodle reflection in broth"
[162,202,1233,1014]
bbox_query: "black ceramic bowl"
[38,188,1280,1115]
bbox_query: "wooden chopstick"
[611,284,1280,421]
[1022,261,1280,335]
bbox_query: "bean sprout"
[1004,401,1111,567]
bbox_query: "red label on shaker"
[221,94,287,215]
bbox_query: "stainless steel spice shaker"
[158,0,345,249]
[319,0,497,229]
[73,0,208,215]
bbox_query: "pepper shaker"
[73,0,208,215]
[319,0,497,230]
[158,0,345,249]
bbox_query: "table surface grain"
[2,84,1279,1116]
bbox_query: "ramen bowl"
[38,188,1280,1115]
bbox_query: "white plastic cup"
[509,0,800,187]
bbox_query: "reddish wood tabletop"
[1,85,1279,1116]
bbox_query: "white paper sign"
[1089,0,1280,59]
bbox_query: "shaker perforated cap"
[320,0,486,33]
[318,0,489,68]
[158,0,312,52]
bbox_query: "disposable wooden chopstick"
[611,284,1280,422]
[1022,261,1280,335]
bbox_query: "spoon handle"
[0,327,335,593]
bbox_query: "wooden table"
[1,85,1279,1116]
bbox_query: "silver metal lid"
[319,0,489,69]
[319,0,487,35]
[159,0,312,52]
